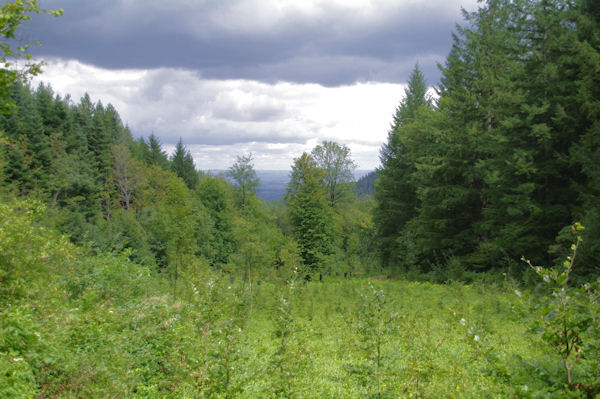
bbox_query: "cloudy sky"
[26,0,478,170]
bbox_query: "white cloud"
[34,58,406,170]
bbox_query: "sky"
[25,0,478,170]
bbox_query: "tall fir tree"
[569,0,600,270]
[146,134,170,170]
[374,64,432,267]
[171,138,198,190]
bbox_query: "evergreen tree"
[2,82,52,195]
[374,64,432,267]
[490,0,582,264]
[569,0,600,270]
[429,0,530,268]
[171,138,198,190]
[88,101,111,179]
[145,134,170,170]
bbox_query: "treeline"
[375,0,600,278]
[0,82,377,290]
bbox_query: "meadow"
[2,199,598,398]
[0,257,548,397]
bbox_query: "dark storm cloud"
[27,0,470,86]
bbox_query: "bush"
[0,199,75,301]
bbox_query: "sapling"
[270,266,306,399]
[353,282,397,398]
[515,223,599,397]
[463,224,600,397]
[191,276,247,398]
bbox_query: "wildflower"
[460,318,466,326]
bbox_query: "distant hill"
[355,170,378,199]
[206,170,290,201]
[255,170,291,201]
[209,170,375,201]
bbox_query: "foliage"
[269,267,307,398]
[0,0,62,113]
[136,133,170,170]
[140,165,196,297]
[171,138,199,190]
[227,153,259,210]
[372,0,600,275]
[513,224,600,397]
[354,170,377,199]
[454,224,600,398]
[0,198,74,301]
[0,1,598,397]
[285,153,332,274]
[311,140,356,207]
[352,282,398,398]
[0,199,581,398]
[374,64,432,267]
[195,174,238,266]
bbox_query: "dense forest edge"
[1,0,599,397]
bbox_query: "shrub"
[514,224,599,397]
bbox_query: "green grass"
[234,278,544,398]
[0,204,570,398]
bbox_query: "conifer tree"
[146,134,170,170]
[569,0,600,269]
[428,0,530,267]
[171,138,198,190]
[374,64,432,266]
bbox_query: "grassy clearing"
[0,217,568,398]
[236,278,544,398]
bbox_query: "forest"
[1,0,599,397]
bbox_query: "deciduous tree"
[0,0,62,113]
[311,141,356,207]
[227,153,259,209]
[285,153,332,273]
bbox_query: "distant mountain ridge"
[355,170,378,199]
[208,170,373,201]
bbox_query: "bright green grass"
[229,278,544,399]
[11,263,549,398]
